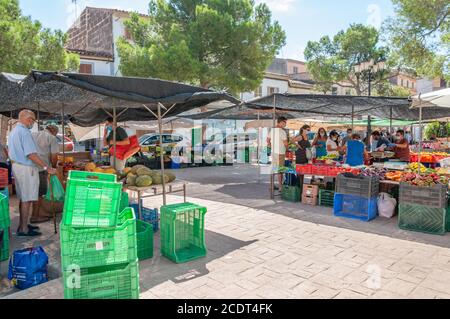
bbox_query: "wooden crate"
[302,184,319,197]
[302,194,317,206]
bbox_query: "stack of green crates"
[281,185,301,202]
[319,189,335,207]
[160,202,207,263]
[61,171,140,299]
[0,192,9,262]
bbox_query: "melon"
[93,167,104,173]
[165,172,176,182]
[130,164,147,175]
[123,167,132,174]
[136,167,152,176]
[126,173,137,186]
[152,173,170,185]
[103,167,117,174]
[136,175,153,187]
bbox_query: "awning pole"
[367,115,372,148]
[113,106,117,170]
[418,106,422,175]
[351,105,354,130]
[390,106,393,134]
[37,102,41,130]
[158,103,167,205]
[272,94,276,127]
[62,103,65,167]
[257,111,261,183]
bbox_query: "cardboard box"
[302,194,318,206]
[302,184,319,197]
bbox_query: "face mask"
[319,132,325,137]
[332,137,338,141]
[27,123,34,130]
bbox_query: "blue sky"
[19,0,395,60]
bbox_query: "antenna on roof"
[72,0,78,21]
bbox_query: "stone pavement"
[2,164,450,299]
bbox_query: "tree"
[425,122,450,139]
[304,24,391,95]
[0,0,79,74]
[384,0,449,81]
[117,0,286,94]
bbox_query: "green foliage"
[304,24,389,95]
[0,0,79,74]
[117,0,286,95]
[425,122,450,139]
[383,0,449,81]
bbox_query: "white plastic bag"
[377,192,397,218]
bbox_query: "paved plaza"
[1,164,450,299]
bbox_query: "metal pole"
[272,94,276,127]
[367,115,372,148]
[113,106,117,169]
[158,103,167,205]
[37,102,41,130]
[368,70,372,97]
[418,106,423,175]
[351,105,354,131]
[389,106,393,135]
[62,104,65,161]
[257,111,261,183]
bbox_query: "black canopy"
[0,71,239,126]
[181,93,450,121]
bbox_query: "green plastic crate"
[62,177,122,228]
[399,203,447,235]
[0,193,9,229]
[60,208,137,269]
[63,261,140,299]
[281,185,300,202]
[160,202,207,263]
[319,189,335,207]
[446,206,450,232]
[68,170,117,182]
[119,192,129,213]
[137,220,153,260]
[0,227,9,262]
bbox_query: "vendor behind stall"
[345,134,368,166]
[392,129,410,162]
[104,117,130,171]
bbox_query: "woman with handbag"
[293,127,311,165]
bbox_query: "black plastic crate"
[399,183,448,209]
[336,174,379,199]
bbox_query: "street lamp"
[354,59,386,96]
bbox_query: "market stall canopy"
[181,93,450,121]
[0,71,239,126]
[411,88,450,108]
[69,118,199,142]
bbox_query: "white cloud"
[366,4,382,29]
[278,44,305,61]
[256,0,296,13]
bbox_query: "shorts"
[39,170,48,197]
[271,154,285,172]
[110,156,125,171]
[12,163,39,202]
[271,154,285,167]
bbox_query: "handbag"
[8,247,48,290]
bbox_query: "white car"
[139,133,191,154]
[204,133,258,159]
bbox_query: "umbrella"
[411,88,450,109]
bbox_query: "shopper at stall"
[293,127,311,165]
[104,117,130,171]
[8,110,57,236]
[30,125,59,224]
[340,128,353,147]
[326,130,342,157]
[391,129,411,162]
[345,133,368,166]
[267,116,289,190]
[371,131,391,151]
[312,128,328,158]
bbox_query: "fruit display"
[385,171,403,181]
[318,154,339,160]
[84,162,116,174]
[122,164,176,187]
[410,152,450,163]
[360,167,388,180]
[400,172,448,186]
[408,162,427,173]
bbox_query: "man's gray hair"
[18,109,35,120]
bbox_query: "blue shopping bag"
[8,247,48,290]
